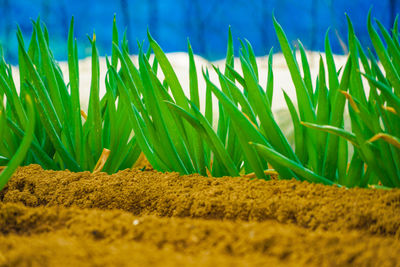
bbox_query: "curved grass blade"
[35,19,66,120]
[324,30,340,105]
[68,16,83,163]
[0,95,35,191]
[323,56,352,179]
[298,41,313,103]
[148,30,189,110]
[0,73,27,129]
[302,122,358,147]
[215,68,257,123]
[315,56,330,173]
[225,64,246,88]
[86,33,103,161]
[188,39,206,174]
[368,133,400,150]
[346,15,368,107]
[251,142,336,186]
[266,48,274,107]
[282,90,306,163]
[273,16,316,123]
[111,15,119,68]
[362,73,400,115]
[375,19,400,75]
[224,26,234,79]
[367,10,400,96]
[244,39,258,80]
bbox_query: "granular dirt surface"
[1,164,400,266]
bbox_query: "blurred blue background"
[0,0,399,64]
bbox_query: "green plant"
[109,23,339,183]
[110,28,241,177]
[252,12,400,188]
[246,16,353,186]
[1,12,399,190]
[303,11,400,188]
[127,13,399,188]
[0,16,141,175]
[0,94,35,190]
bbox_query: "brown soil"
[1,164,400,266]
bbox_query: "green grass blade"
[68,16,83,163]
[16,26,29,95]
[367,11,400,97]
[362,73,400,115]
[188,40,199,108]
[17,33,62,135]
[204,68,213,125]
[147,61,196,173]
[86,34,103,162]
[216,69,257,123]
[148,31,189,110]
[240,55,297,161]
[337,137,348,180]
[225,64,246,88]
[298,41,314,104]
[283,90,306,163]
[375,19,400,75]
[368,133,400,150]
[266,48,274,108]
[188,39,206,174]
[35,19,66,121]
[251,143,336,185]
[204,71,297,179]
[346,15,368,107]
[27,82,81,171]
[112,67,169,171]
[245,39,258,80]
[302,122,358,147]
[116,138,141,171]
[0,95,35,191]
[224,26,234,79]
[111,15,119,68]
[324,30,340,106]
[273,16,316,123]
[6,117,57,170]
[166,100,239,177]
[0,73,27,129]
[112,44,148,115]
[341,151,364,187]
[138,51,189,174]
[323,56,352,179]
[315,56,330,173]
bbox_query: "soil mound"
[1,165,400,266]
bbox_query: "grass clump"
[0,16,141,178]
[252,11,400,188]
[122,11,399,188]
[0,11,399,189]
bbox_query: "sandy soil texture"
[1,165,399,266]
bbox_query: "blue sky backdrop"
[0,0,399,63]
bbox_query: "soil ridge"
[1,165,400,238]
